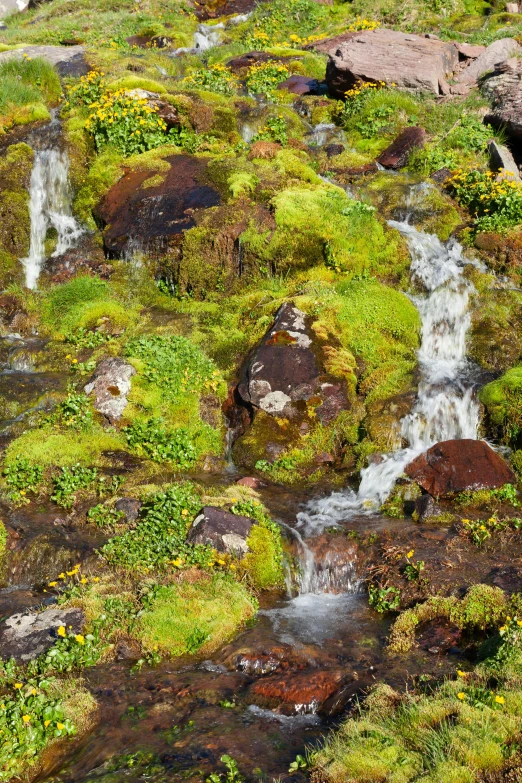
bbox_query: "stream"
[4,121,482,781]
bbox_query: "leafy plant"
[3,456,43,504]
[368,584,401,613]
[183,63,238,95]
[87,503,125,528]
[207,755,244,783]
[448,168,522,233]
[53,390,94,431]
[65,327,113,349]
[289,754,308,773]
[246,61,289,98]
[50,465,122,508]
[64,70,105,108]
[123,418,196,467]
[252,115,288,145]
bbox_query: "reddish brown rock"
[94,155,220,259]
[377,126,426,170]
[405,439,516,497]
[323,28,459,98]
[228,644,309,676]
[194,0,257,20]
[236,476,264,489]
[277,75,321,95]
[249,670,353,715]
[417,618,462,654]
[455,42,486,60]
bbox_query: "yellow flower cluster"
[448,167,522,230]
[281,32,326,47]
[347,17,380,32]
[345,80,387,100]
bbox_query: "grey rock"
[323,28,459,98]
[0,0,29,20]
[414,494,441,523]
[0,44,85,70]
[187,506,255,557]
[0,608,84,661]
[457,37,521,85]
[482,57,522,142]
[114,497,141,524]
[84,357,135,424]
[488,140,521,182]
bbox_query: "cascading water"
[297,222,481,536]
[22,120,83,290]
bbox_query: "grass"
[480,365,522,447]
[137,573,257,657]
[0,57,60,130]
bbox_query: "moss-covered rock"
[0,142,34,286]
[470,287,522,374]
[480,365,522,447]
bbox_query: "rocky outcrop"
[94,155,221,259]
[84,358,136,424]
[323,29,459,97]
[482,57,522,142]
[249,669,357,716]
[187,506,255,556]
[487,140,521,182]
[456,37,521,86]
[0,607,84,661]
[405,439,516,497]
[377,127,426,170]
[0,44,89,76]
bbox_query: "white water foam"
[23,148,83,289]
[297,222,480,536]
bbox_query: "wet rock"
[483,57,522,142]
[405,439,516,497]
[488,565,522,593]
[187,506,255,556]
[0,607,84,661]
[114,497,142,524]
[487,140,521,182]
[249,670,354,716]
[115,638,142,660]
[277,75,321,96]
[414,494,442,523]
[325,143,345,157]
[95,155,220,259]
[323,29,459,98]
[417,617,462,654]
[302,534,359,593]
[227,644,309,676]
[377,127,426,170]
[236,476,264,489]
[457,37,521,88]
[84,357,136,424]
[237,303,348,420]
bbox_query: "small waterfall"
[297,222,480,535]
[22,129,83,289]
[194,22,224,51]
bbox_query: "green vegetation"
[480,366,522,447]
[137,574,257,657]
[0,56,60,131]
[448,169,522,233]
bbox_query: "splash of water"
[297,222,480,536]
[23,148,83,289]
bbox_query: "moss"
[480,365,522,446]
[388,584,508,654]
[72,147,123,228]
[469,288,522,374]
[4,427,124,468]
[0,143,34,272]
[136,573,257,657]
[242,520,285,590]
[106,75,167,94]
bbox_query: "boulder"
[187,506,255,556]
[0,45,89,77]
[249,669,355,716]
[94,155,221,259]
[506,2,519,12]
[323,29,459,98]
[84,357,136,423]
[237,303,348,422]
[325,143,345,157]
[456,37,521,86]
[455,42,486,61]
[482,57,522,142]
[277,75,322,96]
[414,494,442,523]
[0,608,84,661]
[114,497,141,524]
[487,140,521,182]
[405,439,516,497]
[377,126,426,170]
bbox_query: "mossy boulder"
[0,142,34,286]
[470,287,522,373]
[480,365,522,447]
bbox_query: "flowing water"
[297,222,481,536]
[22,120,83,289]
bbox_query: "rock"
[249,670,355,716]
[456,37,521,86]
[325,143,344,157]
[227,51,298,74]
[0,0,28,18]
[488,565,522,593]
[114,497,141,524]
[323,29,459,98]
[405,439,516,497]
[0,608,84,661]
[194,0,257,21]
[302,534,359,593]
[414,494,442,523]
[84,358,136,423]
[482,58,522,142]
[236,476,264,489]
[277,75,321,95]
[94,155,221,259]
[237,303,348,421]
[455,42,486,60]
[417,618,462,654]
[431,167,453,184]
[227,644,309,676]
[0,45,89,77]
[487,140,521,182]
[507,2,519,12]
[377,126,426,170]
[126,34,173,49]
[187,506,255,556]
[247,141,282,160]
